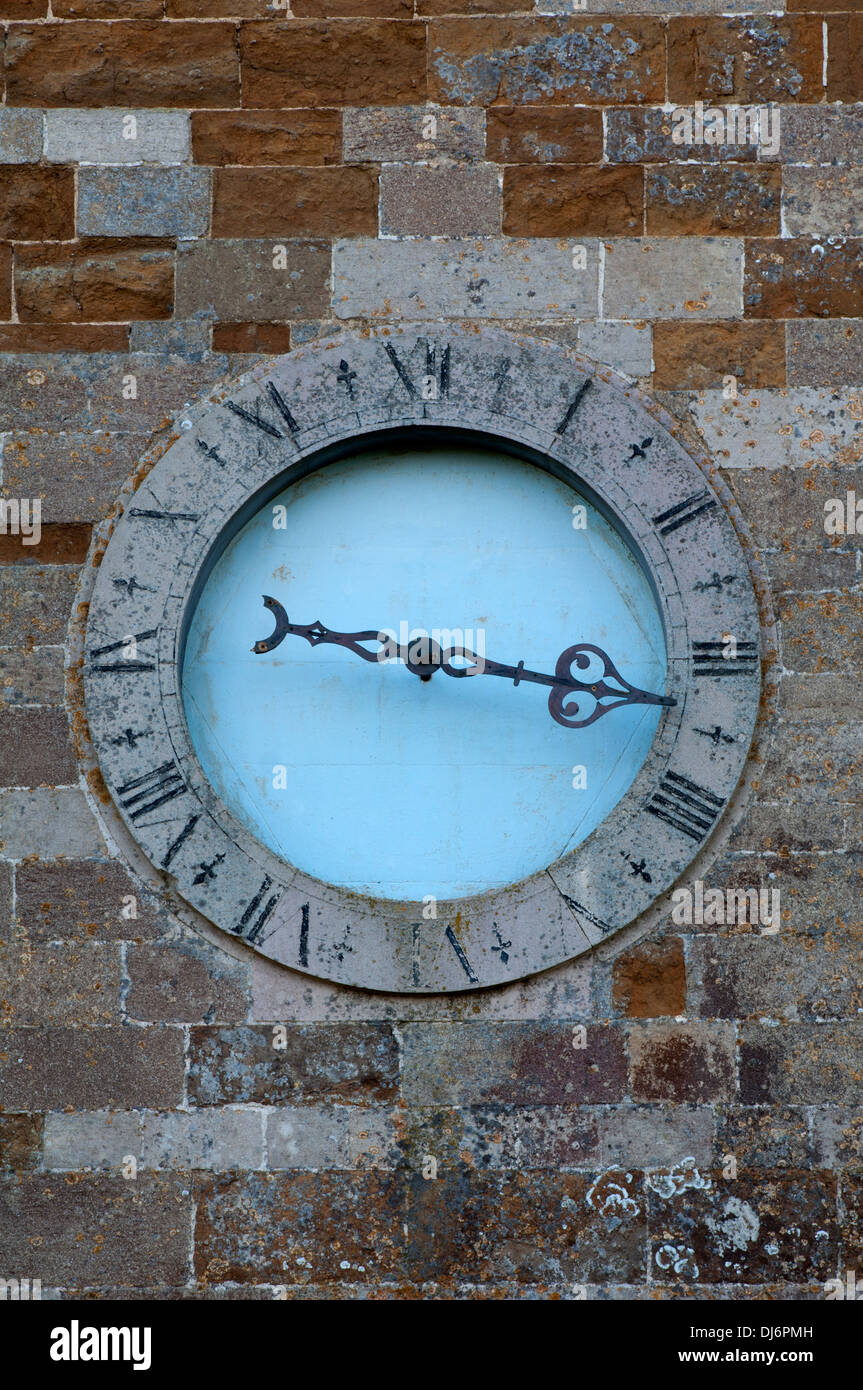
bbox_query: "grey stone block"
[578,320,652,378]
[692,388,863,468]
[175,239,330,322]
[601,1105,714,1169]
[0,789,106,860]
[43,1110,142,1172]
[762,105,863,166]
[140,1108,264,1171]
[783,168,863,238]
[344,105,485,163]
[44,109,191,166]
[607,106,759,164]
[379,164,501,237]
[0,568,78,648]
[265,1105,399,1170]
[787,320,863,387]
[603,238,743,320]
[0,108,43,163]
[0,647,65,707]
[1,430,147,523]
[129,318,212,358]
[333,238,599,319]
[78,167,210,238]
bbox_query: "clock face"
[82,325,762,992]
[181,441,666,901]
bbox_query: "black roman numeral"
[89,628,158,674]
[160,812,201,869]
[116,760,186,823]
[645,771,724,843]
[555,377,593,435]
[692,641,759,676]
[128,508,198,523]
[233,876,281,944]
[445,925,478,984]
[224,381,300,441]
[383,341,451,400]
[652,490,717,536]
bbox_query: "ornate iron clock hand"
[253,596,676,729]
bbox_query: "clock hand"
[252,596,676,729]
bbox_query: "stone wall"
[0,1,861,1297]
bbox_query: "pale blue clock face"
[181,441,666,901]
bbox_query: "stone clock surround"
[78,324,766,994]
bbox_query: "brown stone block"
[240,21,427,107]
[827,16,863,100]
[212,322,292,353]
[5,21,240,108]
[715,1104,812,1170]
[15,240,174,322]
[0,862,10,941]
[647,1171,837,1283]
[0,523,91,565]
[53,0,162,15]
[0,0,46,14]
[409,1170,646,1284]
[0,566,78,646]
[402,1022,626,1105]
[628,1021,736,1102]
[293,0,411,14]
[740,1022,863,1104]
[125,942,250,1024]
[695,935,863,1023]
[653,322,785,389]
[169,0,270,13]
[212,166,378,237]
[0,708,76,786]
[380,164,501,236]
[646,166,780,237]
[189,1024,400,1105]
[0,166,74,241]
[745,238,863,318]
[0,245,10,321]
[667,17,823,105]
[503,164,643,236]
[0,1115,42,1172]
[191,109,341,166]
[0,941,122,1024]
[0,324,129,352]
[16,860,169,942]
[195,1172,404,1284]
[612,937,686,1018]
[429,19,665,106]
[0,1175,192,1287]
[487,107,602,163]
[0,1027,185,1109]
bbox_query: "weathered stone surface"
[193,108,341,166]
[827,16,863,101]
[0,522,91,567]
[693,935,863,1022]
[0,861,11,941]
[783,168,863,238]
[612,937,686,1018]
[87,354,229,430]
[0,165,74,240]
[428,19,665,106]
[603,238,742,319]
[692,391,863,469]
[780,673,863,720]
[43,1110,141,1171]
[15,859,168,941]
[0,708,76,787]
[4,22,240,108]
[647,1171,837,1283]
[578,320,652,378]
[0,325,129,353]
[0,941,121,1025]
[667,17,823,104]
[0,1175,191,1287]
[0,1027,185,1109]
[779,592,863,675]
[78,167,210,237]
[195,1172,405,1284]
[628,1022,736,1101]
[740,1023,863,1104]
[212,322,292,354]
[0,1114,42,1172]
[504,164,643,236]
[402,1023,626,1105]
[125,941,250,1024]
[175,239,329,322]
[606,105,760,163]
[809,1108,863,1169]
[44,108,191,164]
[140,1109,264,1170]
[787,320,863,387]
[601,1105,714,1169]
[715,1105,811,1170]
[1,430,146,522]
[344,105,485,163]
[189,1024,400,1106]
[129,319,211,357]
[266,1104,400,1170]
[646,166,780,236]
[0,788,105,860]
[380,164,501,236]
[0,108,43,163]
[487,106,602,163]
[333,238,599,318]
[653,321,785,389]
[240,21,427,107]
[212,167,377,237]
[764,105,863,165]
[15,241,174,322]
[745,239,863,319]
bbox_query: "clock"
[82,325,761,993]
